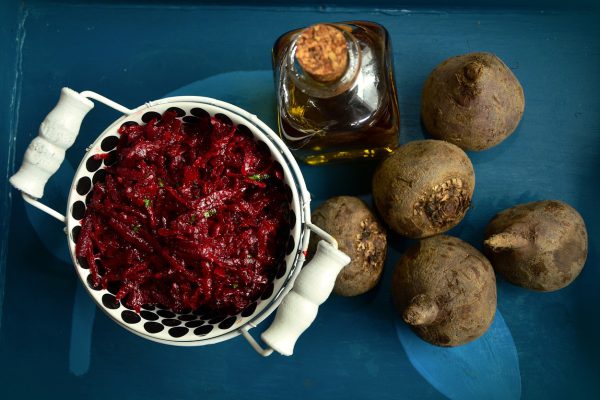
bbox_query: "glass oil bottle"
[273,21,400,165]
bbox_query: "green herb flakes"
[249,173,270,181]
[203,208,217,218]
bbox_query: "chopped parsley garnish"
[203,208,217,218]
[249,173,270,181]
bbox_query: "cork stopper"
[295,24,349,83]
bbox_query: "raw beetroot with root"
[392,235,497,347]
[421,52,525,151]
[76,110,290,316]
[484,200,588,291]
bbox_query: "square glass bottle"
[273,21,400,165]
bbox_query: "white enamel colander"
[9,88,350,356]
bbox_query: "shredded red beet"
[76,110,290,316]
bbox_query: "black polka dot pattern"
[182,116,198,124]
[208,316,226,325]
[76,177,91,195]
[142,111,161,123]
[106,280,119,295]
[215,113,232,125]
[289,210,296,228]
[194,325,213,336]
[120,121,138,129]
[71,226,81,243]
[102,294,119,309]
[92,169,106,184]
[284,185,293,202]
[140,311,159,321]
[236,124,252,138]
[256,140,269,155]
[86,274,101,291]
[121,310,141,324]
[169,327,189,338]
[261,283,274,300]
[77,256,88,269]
[286,236,295,255]
[242,303,257,317]
[157,310,176,319]
[276,261,287,279]
[178,314,197,322]
[185,320,205,328]
[85,191,94,205]
[104,150,118,166]
[241,303,257,317]
[86,156,102,173]
[273,161,284,177]
[71,201,85,220]
[166,107,185,117]
[218,317,236,330]
[141,304,155,311]
[144,322,164,334]
[96,259,105,276]
[162,319,181,327]
[101,136,119,152]
[191,107,209,119]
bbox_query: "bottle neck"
[287,28,361,99]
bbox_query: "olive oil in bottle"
[273,21,400,165]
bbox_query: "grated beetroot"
[76,110,290,316]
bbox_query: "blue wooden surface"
[1,1,599,399]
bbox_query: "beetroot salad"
[76,109,290,316]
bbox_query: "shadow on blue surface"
[24,158,98,376]
[396,311,521,400]
[24,160,73,265]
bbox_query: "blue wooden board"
[1,1,599,399]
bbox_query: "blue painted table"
[1,1,599,399]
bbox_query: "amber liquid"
[273,21,400,165]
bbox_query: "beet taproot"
[372,140,474,239]
[309,196,387,296]
[392,235,497,347]
[484,200,588,291]
[421,52,525,151]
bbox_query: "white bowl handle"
[258,224,350,356]
[10,88,133,223]
[10,88,94,201]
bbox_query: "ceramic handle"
[10,87,94,199]
[260,240,351,356]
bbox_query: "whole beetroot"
[309,196,387,296]
[421,52,525,151]
[372,140,475,239]
[392,235,497,347]
[484,200,588,291]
